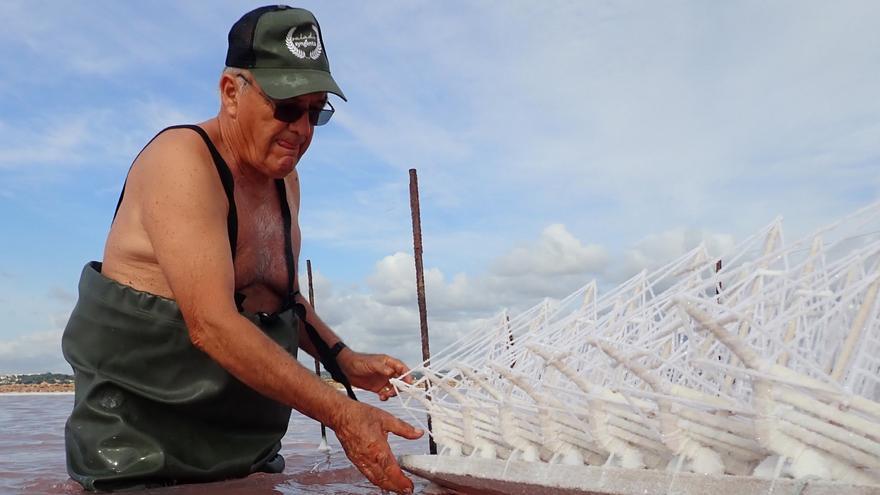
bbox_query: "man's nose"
[286,112,312,136]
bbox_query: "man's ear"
[219,73,241,118]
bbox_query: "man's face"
[236,75,328,178]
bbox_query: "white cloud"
[0,222,740,374]
[0,116,97,167]
[48,286,76,304]
[0,329,67,374]
[0,279,74,374]
[367,252,422,306]
[0,1,209,79]
[310,222,607,326]
[324,0,880,242]
[492,224,608,277]
[133,98,206,137]
[303,222,732,367]
[615,228,736,284]
[0,100,204,170]
[300,195,412,253]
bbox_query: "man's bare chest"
[232,192,300,305]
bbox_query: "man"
[62,6,422,494]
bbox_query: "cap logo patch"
[285,24,323,60]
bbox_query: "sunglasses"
[237,75,335,126]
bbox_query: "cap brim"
[250,68,347,101]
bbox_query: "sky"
[0,0,878,374]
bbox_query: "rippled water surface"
[0,393,451,495]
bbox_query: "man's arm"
[134,129,421,493]
[291,291,342,357]
[132,130,347,423]
[292,292,412,400]
[285,176,413,400]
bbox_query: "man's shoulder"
[140,125,212,162]
[132,124,219,180]
[125,122,228,204]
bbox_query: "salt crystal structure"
[393,203,880,492]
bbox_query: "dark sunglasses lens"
[274,105,306,123]
[313,108,333,126]
[273,105,333,125]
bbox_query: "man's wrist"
[335,344,355,371]
[329,341,347,358]
[325,394,361,431]
[322,386,355,429]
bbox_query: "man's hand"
[331,401,424,494]
[338,350,415,401]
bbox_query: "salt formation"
[392,203,880,488]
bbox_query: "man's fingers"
[384,414,424,440]
[392,358,410,376]
[378,381,398,401]
[382,356,410,376]
[354,444,413,494]
[381,457,414,494]
[349,449,391,492]
[337,403,420,494]
[392,362,414,384]
[374,443,414,494]
[371,462,412,494]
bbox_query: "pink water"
[0,393,453,495]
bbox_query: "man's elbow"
[188,322,211,352]
[184,308,238,353]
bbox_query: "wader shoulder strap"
[113,124,239,259]
[274,179,358,401]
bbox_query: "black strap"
[194,126,238,261]
[275,179,296,303]
[293,302,357,401]
[273,180,358,401]
[113,125,238,260]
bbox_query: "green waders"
[61,126,357,491]
[62,262,298,491]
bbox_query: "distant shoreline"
[0,391,74,396]
[0,383,74,393]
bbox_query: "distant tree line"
[1,372,74,385]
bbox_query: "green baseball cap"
[225,5,346,101]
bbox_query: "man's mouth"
[276,138,299,151]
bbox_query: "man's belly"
[103,255,290,315]
[236,282,288,313]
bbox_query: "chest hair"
[237,196,288,292]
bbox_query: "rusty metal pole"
[408,168,437,455]
[307,259,329,451]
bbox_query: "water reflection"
[1,393,456,495]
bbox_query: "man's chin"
[271,156,299,177]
